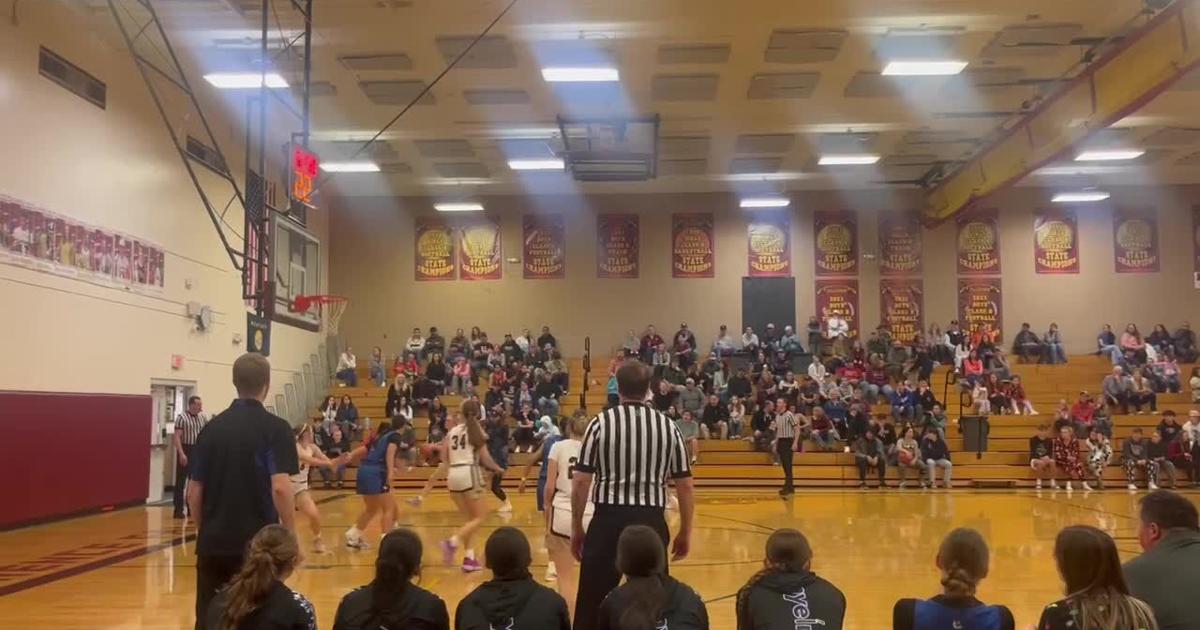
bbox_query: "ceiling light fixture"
[203,72,289,89]
[508,158,566,171]
[818,154,880,166]
[434,202,485,212]
[740,197,791,208]
[319,161,380,173]
[881,60,968,76]
[540,67,620,82]
[1052,190,1110,203]
[1074,149,1145,162]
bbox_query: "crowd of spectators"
[206,489,1200,630]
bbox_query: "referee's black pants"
[574,504,669,630]
[173,444,194,517]
[777,439,794,493]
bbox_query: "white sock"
[464,548,476,560]
[345,526,362,539]
[450,535,462,547]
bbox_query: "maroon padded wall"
[0,391,150,529]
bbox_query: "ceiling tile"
[1142,127,1200,147]
[498,138,564,158]
[747,72,819,99]
[435,35,517,69]
[659,158,708,176]
[660,136,711,157]
[764,29,846,63]
[359,80,435,105]
[981,23,1082,58]
[657,44,731,65]
[338,53,413,71]
[311,140,398,162]
[652,74,719,101]
[379,162,413,174]
[735,134,796,154]
[729,157,782,174]
[463,89,530,105]
[875,35,959,60]
[843,72,943,98]
[433,162,490,178]
[414,139,475,158]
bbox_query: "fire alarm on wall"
[171,354,185,370]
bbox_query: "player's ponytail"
[736,528,813,628]
[461,399,485,449]
[368,529,422,623]
[937,527,989,598]
[615,525,669,630]
[218,525,298,630]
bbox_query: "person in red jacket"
[1069,391,1096,432]
[1168,432,1200,486]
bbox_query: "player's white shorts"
[550,496,593,538]
[447,464,484,495]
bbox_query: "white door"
[148,382,194,503]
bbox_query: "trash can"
[959,415,990,453]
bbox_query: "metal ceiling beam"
[922,0,1200,223]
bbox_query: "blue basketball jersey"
[363,430,396,467]
[913,600,1003,630]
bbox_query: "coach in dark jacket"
[1123,490,1200,630]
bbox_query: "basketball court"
[5,0,1200,628]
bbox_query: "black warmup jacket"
[596,576,709,630]
[454,577,569,630]
[736,570,846,630]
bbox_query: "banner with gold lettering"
[1033,210,1080,274]
[671,213,715,278]
[813,211,857,276]
[596,214,639,279]
[815,279,859,339]
[878,213,922,276]
[522,214,565,279]
[957,278,1003,337]
[880,279,924,342]
[458,216,502,280]
[413,216,456,281]
[747,214,791,277]
[956,209,1001,275]
[1113,208,1160,273]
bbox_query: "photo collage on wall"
[0,194,165,292]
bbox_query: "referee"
[172,395,208,519]
[570,360,695,630]
[774,398,800,497]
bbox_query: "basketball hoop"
[291,294,349,335]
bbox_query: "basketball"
[419,442,440,465]
[898,449,915,466]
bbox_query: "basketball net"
[292,295,349,336]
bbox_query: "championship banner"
[1033,210,1080,274]
[813,211,857,276]
[957,278,1003,336]
[671,213,715,278]
[1193,207,1200,284]
[747,214,791,277]
[522,214,565,279]
[413,216,456,281]
[878,213,922,276]
[596,214,639,278]
[956,208,1001,275]
[815,279,859,339]
[1113,208,1160,273]
[880,279,924,343]
[458,216,502,280]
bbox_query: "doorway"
[148,381,195,503]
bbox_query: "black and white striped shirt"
[174,412,209,446]
[576,402,692,507]
[774,411,798,439]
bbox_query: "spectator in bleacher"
[1030,424,1056,489]
[1121,323,1148,365]
[736,528,845,630]
[728,367,752,402]
[770,350,791,377]
[728,397,746,439]
[1173,322,1198,362]
[699,394,729,440]
[676,410,700,466]
[336,394,360,438]
[806,358,828,387]
[672,333,696,371]
[206,525,315,630]
[823,390,849,433]
[1102,366,1131,414]
[402,352,420,380]
[534,371,563,418]
[333,528,449,630]
[710,361,731,401]
[1007,375,1036,415]
[447,356,471,396]
[544,351,569,394]
[826,314,850,358]
[762,323,780,354]
[892,528,1015,630]
[678,378,705,418]
[779,325,803,356]
[1038,526,1157,630]
[751,403,774,454]
[483,381,506,416]
[802,316,820,356]
[535,325,557,350]
[1124,492,1200,630]
[424,354,447,395]
[986,348,1013,381]
[1013,322,1043,363]
[471,334,493,374]
[368,346,386,387]
[595,525,708,630]
[316,422,349,489]
[1086,431,1113,490]
[455,528,568,630]
[961,350,984,386]
[1150,354,1182,393]
[1130,371,1158,414]
[425,326,444,356]
[639,325,663,361]
[1094,404,1114,439]
[711,324,736,357]
[808,407,840,452]
[514,380,533,410]
[319,395,338,430]
[447,328,468,361]
[921,426,953,489]
[910,341,935,383]
[425,397,448,444]
[755,371,778,408]
[866,330,888,360]
[652,379,679,412]
[883,340,909,383]
[1157,410,1182,443]
[336,346,358,387]
[392,414,418,472]
[1148,431,1176,489]
[512,403,538,454]
[649,344,671,379]
[925,405,948,441]
[405,328,426,360]
[987,375,1012,415]
[844,403,869,447]
[1097,323,1120,363]
[1184,409,1200,442]
[1169,431,1200,486]
[1123,428,1158,491]
[506,328,526,355]
[863,358,890,403]
[896,427,927,488]
[390,397,413,429]
[1148,324,1173,355]
[953,341,970,372]
[854,426,887,489]
[1053,425,1088,491]
[498,333,522,365]
[1069,391,1096,431]
[1043,323,1067,364]
[741,326,760,356]
[890,382,916,423]
[970,380,991,415]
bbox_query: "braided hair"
[736,529,813,629]
[937,528,989,598]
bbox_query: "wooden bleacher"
[316,355,1197,489]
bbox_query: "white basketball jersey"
[550,438,583,499]
[447,424,477,466]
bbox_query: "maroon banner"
[878,213,922,276]
[458,216,502,280]
[1194,206,1200,281]
[1033,209,1080,274]
[956,208,1001,275]
[815,279,859,339]
[813,211,857,276]
[672,213,715,278]
[957,278,1003,337]
[414,216,456,281]
[596,214,639,279]
[747,214,791,277]
[1113,208,1160,273]
[880,279,924,343]
[522,214,565,279]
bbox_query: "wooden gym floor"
[1,487,1191,629]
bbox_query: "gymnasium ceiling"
[80,0,1200,200]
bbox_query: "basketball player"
[292,423,340,554]
[343,420,404,550]
[439,400,505,573]
[543,414,593,616]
